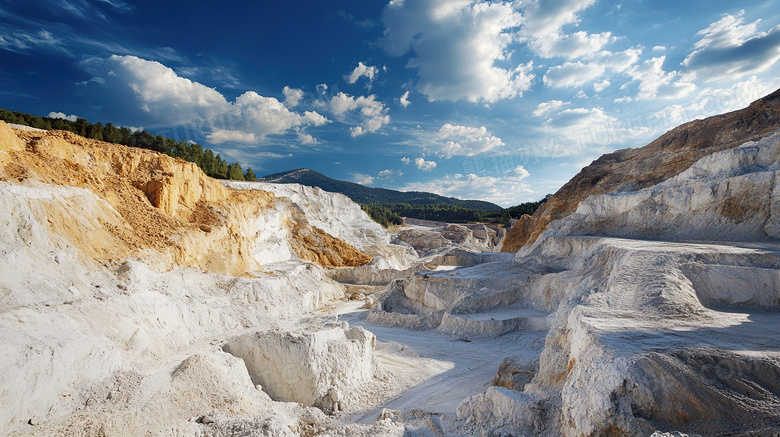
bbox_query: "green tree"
[244,168,257,182]
[227,162,244,180]
[102,123,123,144]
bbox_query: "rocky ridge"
[502,87,780,252]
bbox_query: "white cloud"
[544,61,606,88]
[593,79,610,92]
[326,92,390,136]
[520,0,597,38]
[682,12,780,82]
[507,165,530,179]
[626,56,696,100]
[518,0,609,59]
[652,76,772,127]
[399,91,411,107]
[415,157,437,171]
[345,62,380,86]
[381,0,533,103]
[401,157,411,165]
[542,106,651,144]
[0,29,66,53]
[401,171,534,207]
[207,91,330,144]
[533,100,568,117]
[80,55,331,144]
[206,130,257,144]
[352,173,374,185]
[544,107,612,131]
[543,48,641,89]
[97,0,132,12]
[652,45,666,52]
[297,131,317,145]
[48,111,78,122]
[434,123,505,158]
[574,90,587,99]
[283,86,304,108]
[80,55,230,126]
[528,30,613,59]
[378,169,394,179]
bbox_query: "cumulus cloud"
[528,31,613,59]
[593,79,610,92]
[80,55,230,126]
[283,86,304,108]
[345,62,380,86]
[435,123,505,158]
[543,48,641,89]
[543,107,613,131]
[80,55,330,144]
[626,56,696,100]
[326,92,390,137]
[48,111,79,122]
[399,91,411,107]
[381,0,533,103]
[519,0,610,59]
[352,173,374,185]
[544,61,606,88]
[378,169,397,179]
[507,165,530,179]
[520,0,596,38]
[415,157,437,171]
[533,100,568,117]
[401,170,534,207]
[682,12,780,82]
[297,131,318,145]
[207,91,329,144]
[401,157,411,165]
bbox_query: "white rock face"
[369,131,780,436]
[551,131,780,242]
[0,170,410,435]
[225,181,419,270]
[225,325,376,413]
[393,221,507,257]
[224,181,390,247]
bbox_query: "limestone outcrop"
[368,100,780,435]
[394,220,506,257]
[502,88,780,252]
[0,122,372,273]
[0,122,422,436]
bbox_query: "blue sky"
[2,0,780,206]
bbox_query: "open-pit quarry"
[2,88,780,437]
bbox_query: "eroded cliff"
[0,122,370,273]
[502,88,780,252]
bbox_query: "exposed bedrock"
[502,88,780,253]
[224,325,376,414]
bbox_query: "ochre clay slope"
[0,122,370,273]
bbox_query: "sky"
[2,0,780,207]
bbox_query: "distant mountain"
[259,168,503,211]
